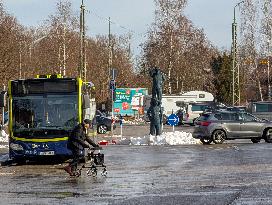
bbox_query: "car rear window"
[214,114,222,120]
[198,114,210,121]
[221,113,232,120]
[212,113,230,120]
[213,112,238,121]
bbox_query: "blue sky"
[3,0,239,55]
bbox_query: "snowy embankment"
[0,130,9,148]
[108,131,200,146]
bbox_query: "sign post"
[120,115,123,139]
[110,79,116,136]
[167,114,179,132]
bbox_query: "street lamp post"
[267,38,271,100]
[232,1,244,106]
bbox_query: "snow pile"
[0,130,9,148]
[117,131,200,146]
[149,131,199,145]
[121,118,146,125]
[130,135,151,145]
[0,130,8,143]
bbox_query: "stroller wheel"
[75,169,81,177]
[91,169,97,177]
[87,167,97,177]
[101,169,107,177]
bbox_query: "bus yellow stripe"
[11,136,68,142]
[78,78,82,123]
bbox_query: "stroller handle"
[89,147,102,151]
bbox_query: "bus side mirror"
[0,91,7,107]
[82,95,90,109]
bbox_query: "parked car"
[95,110,116,134]
[193,110,272,145]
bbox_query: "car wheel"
[97,125,107,134]
[200,138,212,145]
[251,138,261,143]
[264,128,272,143]
[212,130,226,144]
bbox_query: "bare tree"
[140,0,216,95]
[240,0,272,102]
[0,2,28,86]
[240,0,262,102]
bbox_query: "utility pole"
[108,17,113,79]
[108,17,114,135]
[231,1,244,106]
[63,21,67,77]
[79,0,86,81]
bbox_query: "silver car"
[193,111,272,144]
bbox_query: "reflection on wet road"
[1,143,272,204]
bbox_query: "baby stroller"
[74,147,107,177]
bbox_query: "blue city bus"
[4,74,95,162]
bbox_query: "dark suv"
[95,110,116,134]
[193,111,272,144]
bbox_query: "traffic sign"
[109,79,116,90]
[167,114,179,126]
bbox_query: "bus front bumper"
[9,140,73,160]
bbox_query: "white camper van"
[143,91,214,123]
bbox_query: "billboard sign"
[114,88,148,116]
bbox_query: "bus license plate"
[39,151,55,156]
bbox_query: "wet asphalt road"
[1,125,272,204]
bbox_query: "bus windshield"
[12,94,78,131]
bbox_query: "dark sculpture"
[147,98,162,136]
[149,68,165,101]
[148,67,165,136]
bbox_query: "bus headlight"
[10,143,24,151]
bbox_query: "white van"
[143,91,214,122]
[184,102,213,125]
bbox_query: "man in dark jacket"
[64,119,99,176]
